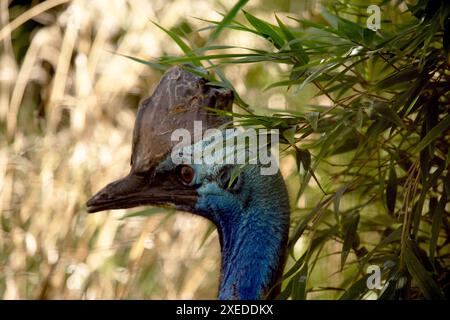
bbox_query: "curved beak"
[86,172,198,213]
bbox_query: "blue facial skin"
[157,150,290,300]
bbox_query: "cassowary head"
[86,66,289,300]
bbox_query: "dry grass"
[0,0,342,299]
[0,0,241,299]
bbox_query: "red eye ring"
[177,165,195,185]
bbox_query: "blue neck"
[195,169,290,300]
[216,206,288,300]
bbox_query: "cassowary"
[86,66,290,300]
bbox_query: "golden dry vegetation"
[1,0,311,299]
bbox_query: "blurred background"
[0,0,320,299]
[2,0,449,300]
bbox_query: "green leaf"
[445,147,450,169]
[288,195,332,250]
[386,164,397,215]
[288,16,340,36]
[291,263,308,300]
[341,212,360,268]
[283,251,307,279]
[330,136,360,155]
[305,112,319,131]
[277,277,293,300]
[363,28,376,44]
[429,192,447,261]
[320,8,339,29]
[152,21,201,66]
[282,126,296,145]
[197,224,217,251]
[243,11,285,49]
[376,67,418,90]
[300,149,311,172]
[333,185,347,216]
[378,275,400,300]
[295,148,311,172]
[360,228,402,271]
[405,240,445,300]
[340,274,370,300]
[337,17,363,42]
[413,115,450,154]
[116,53,168,71]
[207,0,249,44]
[372,102,406,129]
[314,122,345,163]
[228,165,245,189]
[275,14,308,64]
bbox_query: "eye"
[176,165,195,185]
[219,168,241,191]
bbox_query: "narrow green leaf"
[314,122,344,163]
[288,16,341,36]
[320,7,339,29]
[228,165,245,189]
[283,251,307,279]
[158,53,266,64]
[445,146,450,169]
[295,148,311,172]
[277,277,293,300]
[300,149,311,172]
[360,228,402,272]
[292,263,308,300]
[372,102,406,129]
[153,22,191,54]
[341,212,360,268]
[288,195,332,250]
[305,112,319,131]
[275,14,308,64]
[363,28,376,44]
[197,224,217,251]
[386,164,397,215]
[337,17,363,42]
[413,115,450,154]
[376,67,418,90]
[429,193,447,261]
[207,0,249,44]
[419,118,431,183]
[378,265,402,300]
[243,11,285,49]
[340,274,370,300]
[282,126,296,145]
[115,53,168,71]
[334,185,347,216]
[331,136,360,155]
[152,21,201,66]
[405,240,445,299]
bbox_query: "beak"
[86,172,198,213]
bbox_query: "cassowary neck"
[215,195,289,300]
[195,167,290,300]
